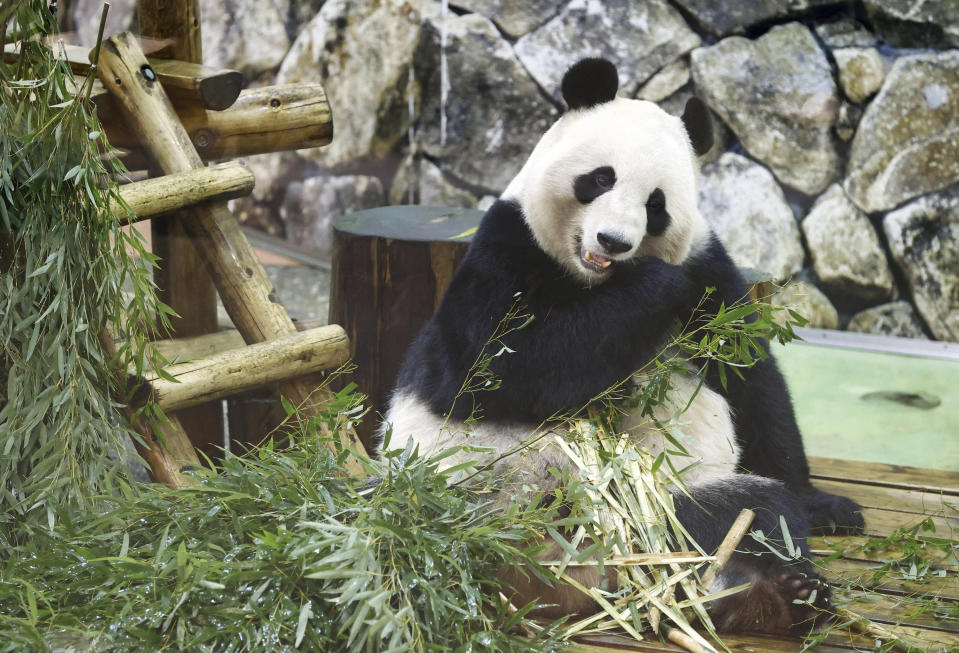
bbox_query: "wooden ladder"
[35,5,369,484]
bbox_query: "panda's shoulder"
[459,199,554,277]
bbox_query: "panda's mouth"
[579,246,613,273]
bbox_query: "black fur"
[645,188,670,236]
[561,58,619,110]
[681,97,714,156]
[573,166,616,204]
[395,200,703,423]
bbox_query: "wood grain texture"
[95,32,366,473]
[2,42,241,110]
[135,3,225,460]
[142,326,349,412]
[329,207,482,448]
[115,161,254,222]
[106,84,333,167]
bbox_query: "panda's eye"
[646,188,666,211]
[645,188,670,237]
[573,166,616,203]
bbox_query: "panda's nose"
[597,231,632,255]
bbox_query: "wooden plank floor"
[574,457,959,653]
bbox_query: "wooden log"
[2,42,242,110]
[149,318,325,363]
[114,161,254,222]
[141,326,349,412]
[329,206,483,448]
[105,84,333,167]
[97,331,201,488]
[137,0,224,461]
[94,32,367,473]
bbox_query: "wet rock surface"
[862,0,959,49]
[674,0,844,37]
[691,23,842,195]
[698,153,805,281]
[416,13,558,193]
[883,187,959,342]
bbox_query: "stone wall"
[81,0,959,342]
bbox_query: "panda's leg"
[673,476,832,635]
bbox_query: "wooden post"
[138,2,224,460]
[329,206,483,448]
[115,161,255,222]
[104,84,333,166]
[97,332,201,488]
[94,33,367,473]
[139,326,349,412]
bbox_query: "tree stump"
[329,205,484,449]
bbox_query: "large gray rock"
[277,0,429,170]
[514,0,700,102]
[280,174,385,262]
[200,0,290,78]
[691,24,842,195]
[416,14,558,194]
[844,51,959,214]
[863,0,959,49]
[451,0,558,38]
[801,185,894,306]
[834,47,884,104]
[848,302,929,339]
[674,0,844,37]
[771,281,839,330]
[883,187,959,342]
[698,153,805,281]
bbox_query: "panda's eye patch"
[574,166,616,203]
[646,188,670,237]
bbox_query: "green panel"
[774,341,959,472]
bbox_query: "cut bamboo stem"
[140,325,350,412]
[106,83,333,166]
[701,508,755,590]
[93,32,367,474]
[114,161,254,222]
[2,42,242,110]
[97,331,201,488]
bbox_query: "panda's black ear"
[561,58,619,111]
[681,97,713,156]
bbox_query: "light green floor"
[774,338,959,472]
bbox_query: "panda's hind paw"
[804,489,865,535]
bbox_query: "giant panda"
[378,58,863,634]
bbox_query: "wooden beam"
[104,84,333,167]
[93,33,367,473]
[2,42,242,110]
[150,318,325,363]
[97,331,201,488]
[137,0,224,463]
[141,326,349,412]
[114,161,255,222]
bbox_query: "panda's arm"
[467,256,704,422]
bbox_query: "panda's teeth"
[584,250,612,269]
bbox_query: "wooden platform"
[574,457,959,652]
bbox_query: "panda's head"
[503,58,714,285]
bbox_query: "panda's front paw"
[804,489,865,535]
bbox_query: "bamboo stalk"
[104,83,333,166]
[97,331,201,488]
[114,161,254,222]
[701,509,755,590]
[141,326,350,412]
[92,32,367,474]
[2,42,242,110]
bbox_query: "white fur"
[503,97,712,285]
